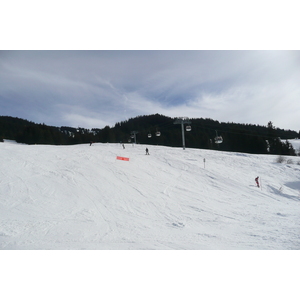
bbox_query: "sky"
[1,50,300,131]
[1,1,300,132]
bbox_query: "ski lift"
[148,133,152,138]
[155,131,161,137]
[214,131,223,144]
[128,139,131,143]
[130,134,134,138]
[186,125,192,131]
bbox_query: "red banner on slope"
[116,156,130,161]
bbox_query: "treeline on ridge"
[0,114,299,156]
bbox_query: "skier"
[145,148,149,155]
[255,176,260,188]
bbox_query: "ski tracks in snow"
[1,142,300,249]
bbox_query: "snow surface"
[1,140,300,250]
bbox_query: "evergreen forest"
[1,114,299,156]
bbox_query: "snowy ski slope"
[1,140,299,249]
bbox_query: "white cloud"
[1,50,299,131]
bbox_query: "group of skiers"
[121,143,149,155]
[90,142,150,155]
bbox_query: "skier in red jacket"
[255,176,260,188]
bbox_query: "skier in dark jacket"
[145,148,149,155]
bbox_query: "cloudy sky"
[1,50,299,131]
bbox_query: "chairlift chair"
[186,125,192,131]
[148,133,152,138]
[214,131,223,144]
[215,136,223,144]
[155,131,161,137]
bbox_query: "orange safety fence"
[116,156,130,161]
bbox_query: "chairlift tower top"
[174,117,191,123]
[130,131,139,144]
